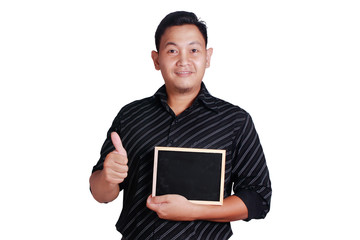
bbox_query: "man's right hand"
[102,132,128,184]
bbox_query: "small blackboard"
[152,146,226,205]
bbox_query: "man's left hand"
[146,194,197,221]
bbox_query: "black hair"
[155,11,208,51]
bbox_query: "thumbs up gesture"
[102,132,129,184]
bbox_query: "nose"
[176,52,190,66]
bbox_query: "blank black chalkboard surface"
[152,146,226,205]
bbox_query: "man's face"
[152,24,213,95]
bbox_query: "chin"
[175,86,193,94]
[173,81,197,93]
[165,77,201,94]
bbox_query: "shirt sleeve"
[232,112,272,220]
[92,111,122,173]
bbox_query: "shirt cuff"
[235,189,268,221]
[92,163,104,173]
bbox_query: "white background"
[1,0,359,239]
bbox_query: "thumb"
[111,132,127,156]
[147,195,161,211]
[148,195,168,205]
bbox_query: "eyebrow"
[164,42,177,47]
[164,41,203,47]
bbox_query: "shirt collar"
[154,82,219,113]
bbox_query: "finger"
[111,161,129,173]
[104,165,128,178]
[104,152,128,166]
[111,172,128,181]
[105,172,127,184]
[108,152,128,165]
[111,132,127,156]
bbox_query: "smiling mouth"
[175,71,193,76]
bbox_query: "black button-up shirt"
[92,83,271,240]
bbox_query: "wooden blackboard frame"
[152,146,226,205]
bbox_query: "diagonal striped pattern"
[92,82,271,240]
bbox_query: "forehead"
[160,24,206,48]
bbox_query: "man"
[90,11,271,240]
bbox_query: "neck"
[167,88,200,116]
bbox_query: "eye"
[191,49,199,53]
[168,49,178,54]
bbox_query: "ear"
[205,48,213,68]
[151,50,161,70]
